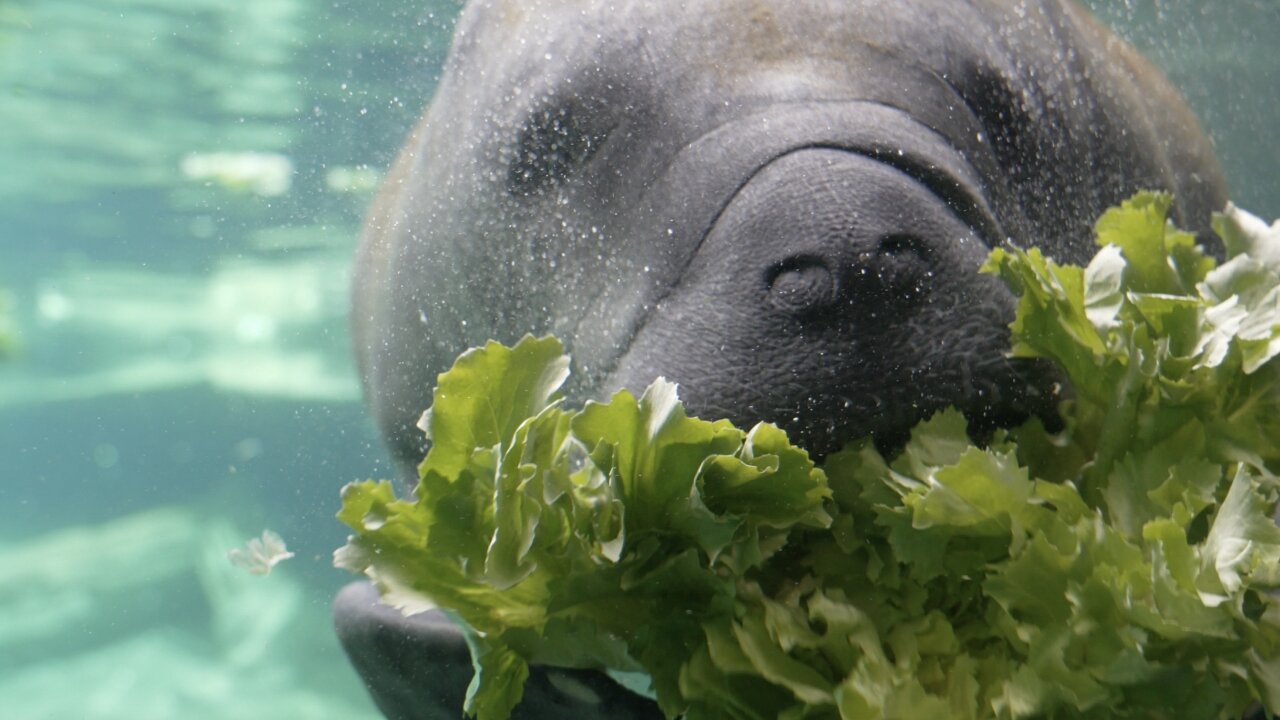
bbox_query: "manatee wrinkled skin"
[337,1,1228,718]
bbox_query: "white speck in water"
[93,443,119,469]
[233,437,264,462]
[38,290,73,321]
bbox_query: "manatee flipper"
[333,582,663,720]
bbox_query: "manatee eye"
[506,104,607,196]
[765,256,837,315]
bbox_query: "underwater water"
[0,1,1274,718]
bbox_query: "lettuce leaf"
[338,193,1280,719]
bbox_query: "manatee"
[338,1,1228,717]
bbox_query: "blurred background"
[0,1,1274,717]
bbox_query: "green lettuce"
[337,192,1280,719]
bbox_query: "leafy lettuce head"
[338,192,1280,719]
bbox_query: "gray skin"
[337,1,1229,718]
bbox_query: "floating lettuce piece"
[338,193,1280,719]
[227,529,295,576]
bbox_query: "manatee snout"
[602,142,1057,456]
[719,148,987,318]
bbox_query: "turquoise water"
[0,1,1274,718]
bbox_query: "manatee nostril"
[852,233,933,306]
[766,256,837,315]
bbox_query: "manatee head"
[352,0,1226,474]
